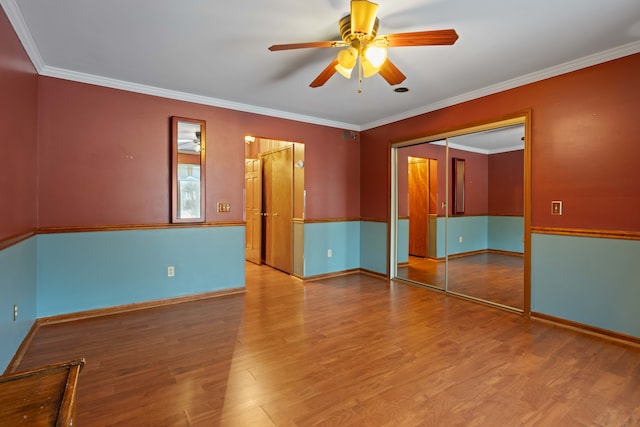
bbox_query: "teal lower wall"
[398,216,523,259]
[360,221,387,275]
[447,216,488,256]
[397,219,408,264]
[531,233,640,338]
[488,216,524,253]
[0,237,37,372]
[37,226,245,317]
[303,221,361,276]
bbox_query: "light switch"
[217,202,231,213]
[551,201,562,215]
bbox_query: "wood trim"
[302,268,362,282]
[531,227,640,241]
[37,221,246,234]
[447,248,523,260]
[3,321,39,375]
[360,217,388,223]
[37,287,246,326]
[302,218,361,224]
[532,312,640,346]
[0,230,36,251]
[301,268,387,282]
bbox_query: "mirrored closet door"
[391,117,528,312]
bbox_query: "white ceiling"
[3,0,640,130]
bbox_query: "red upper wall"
[0,9,38,241]
[37,78,360,227]
[362,53,640,232]
[489,150,524,216]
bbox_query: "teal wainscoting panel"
[397,219,408,264]
[435,217,446,259]
[0,237,37,372]
[531,233,640,338]
[446,216,488,256]
[304,221,360,277]
[37,226,245,317]
[360,221,387,275]
[293,222,304,277]
[488,216,524,253]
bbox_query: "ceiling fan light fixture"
[362,58,381,78]
[351,0,379,36]
[335,47,358,78]
[335,63,354,78]
[364,45,387,68]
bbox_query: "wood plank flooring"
[397,253,524,310]
[14,262,640,426]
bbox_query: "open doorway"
[244,137,304,275]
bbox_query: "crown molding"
[39,66,360,131]
[3,0,639,133]
[0,0,44,71]
[361,40,640,131]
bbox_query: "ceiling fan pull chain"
[358,56,363,93]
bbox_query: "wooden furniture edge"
[532,312,640,346]
[37,287,246,326]
[57,359,84,426]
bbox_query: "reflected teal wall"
[0,238,37,371]
[397,219,408,264]
[446,216,488,255]
[531,233,640,337]
[304,221,361,277]
[488,216,524,253]
[37,227,245,317]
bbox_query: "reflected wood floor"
[398,253,524,310]
[15,263,640,426]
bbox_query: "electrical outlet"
[327,249,332,258]
[13,304,18,322]
[167,266,175,277]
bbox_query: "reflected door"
[408,157,430,257]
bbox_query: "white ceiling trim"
[39,65,360,131]
[361,40,640,131]
[3,0,640,133]
[0,0,43,70]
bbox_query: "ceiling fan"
[268,0,458,90]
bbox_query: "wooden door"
[262,147,293,273]
[245,158,262,264]
[408,157,430,257]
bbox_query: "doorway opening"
[245,137,305,275]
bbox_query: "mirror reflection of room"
[173,118,205,222]
[396,123,525,311]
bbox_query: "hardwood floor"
[397,253,524,310]
[14,263,640,426]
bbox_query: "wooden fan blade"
[378,59,406,85]
[310,58,339,88]
[385,29,459,47]
[269,41,340,51]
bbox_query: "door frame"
[389,111,532,315]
